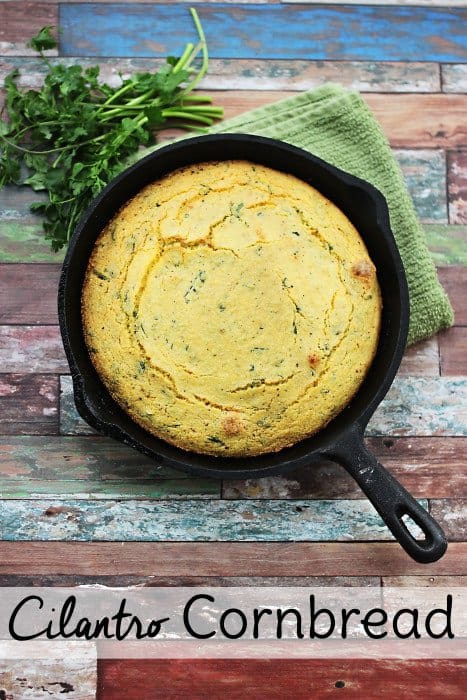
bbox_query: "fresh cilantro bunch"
[0,9,223,251]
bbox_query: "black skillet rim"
[58,133,410,479]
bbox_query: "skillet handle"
[325,426,447,563]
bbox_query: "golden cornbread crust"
[81,160,382,456]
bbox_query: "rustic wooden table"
[0,1,466,698]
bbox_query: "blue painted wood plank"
[59,3,467,62]
[0,498,426,541]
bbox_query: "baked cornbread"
[81,160,381,456]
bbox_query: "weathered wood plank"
[447,150,467,224]
[430,499,467,542]
[367,377,467,437]
[442,64,467,93]
[0,183,46,220]
[59,4,467,62]
[0,56,440,93]
[398,337,439,376]
[0,574,379,587]
[0,325,67,372]
[0,1,58,56]
[383,576,467,587]
[285,0,467,5]
[0,646,96,700]
[439,327,467,375]
[394,149,447,223]
[59,374,467,438]
[0,479,220,500]
[200,92,467,150]
[98,659,467,700]
[1,222,464,267]
[0,222,64,263]
[0,498,427,542]
[0,433,220,498]
[0,436,187,480]
[423,225,467,266]
[437,266,467,326]
[0,374,58,435]
[0,263,61,324]
[223,437,467,500]
[1,541,465,576]
[60,375,94,436]
[2,435,464,501]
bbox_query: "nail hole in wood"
[335,680,345,688]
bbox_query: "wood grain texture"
[439,327,467,375]
[59,4,467,62]
[97,659,467,700]
[437,266,467,326]
[0,498,426,542]
[0,263,60,324]
[367,377,466,437]
[0,574,379,587]
[0,435,180,480]
[0,650,96,700]
[398,337,439,376]
[442,64,467,93]
[394,149,447,223]
[383,576,467,587]
[0,435,220,499]
[430,499,467,542]
[0,222,63,263]
[0,373,58,435]
[0,325,67,372]
[0,182,46,220]
[1,436,464,501]
[60,375,94,436]
[199,91,467,149]
[423,224,467,266]
[0,1,58,56]
[0,542,466,576]
[223,437,467,500]
[0,56,440,93]
[448,150,467,224]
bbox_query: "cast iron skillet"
[58,134,447,563]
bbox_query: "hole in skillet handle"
[325,425,448,564]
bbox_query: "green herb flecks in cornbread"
[82,161,381,456]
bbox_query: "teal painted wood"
[0,435,219,499]
[59,4,467,62]
[0,478,219,499]
[1,221,464,265]
[394,150,447,223]
[423,225,467,266]
[0,436,185,480]
[60,375,94,436]
[367,377,467,437]
[0,222,64,263]
[0,498,427,541]
[59,374,467,438]
[0,57,440,93]
[0,184,46,220]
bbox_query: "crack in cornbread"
[81,160,381,456]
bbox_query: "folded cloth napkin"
[138,84,454,345]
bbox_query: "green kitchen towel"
[139,84,454,345]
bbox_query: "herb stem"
[173,42,195,73]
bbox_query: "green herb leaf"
[28,26,57,53]
[0,10,223,251]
